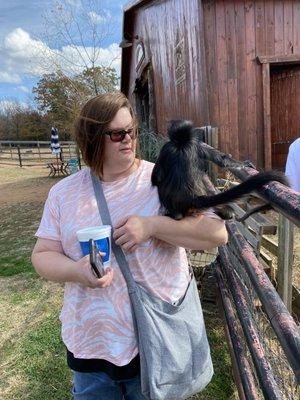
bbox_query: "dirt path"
[0,166,57,206]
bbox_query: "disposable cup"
[76,225,112,266]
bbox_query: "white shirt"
[285,138,300,192]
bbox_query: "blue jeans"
[72,371,146,400]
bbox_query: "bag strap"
[90,171,137,293]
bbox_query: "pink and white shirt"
[35,160,220,365]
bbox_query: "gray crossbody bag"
[91,172,213,400]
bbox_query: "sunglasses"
[104,127,137,142]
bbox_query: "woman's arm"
[31,238,113,288]
[113,214,228,252]
[150,214,227,249]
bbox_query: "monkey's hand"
[242,160,256,169]
[113,216,152,253]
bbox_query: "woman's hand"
[73,253,114,288]
[113,215,153,252]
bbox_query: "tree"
[21,110,50,140]
[38,0,120,96]
[33,67,118,139]
[33,72,73,139]
[0,100,50,141]
[31,0,120,138]
[0,101,25,140]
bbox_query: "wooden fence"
[200,141,300,397]
[0,140,81,167]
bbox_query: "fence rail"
[0,140,81,167]
[200,136,300,398]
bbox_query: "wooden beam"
[292,286,300,321]
[277,215,294,312]
[205,126,219,184]
[123,0,153,12]
[236,222,260,254]
[249,213,277,235]
[256,54,300,64]
[261,236,278,256]
[262,63,272,169]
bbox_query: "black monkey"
[151,120,289,220]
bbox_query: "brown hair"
[74,92,137,176]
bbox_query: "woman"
[31,92,227,399]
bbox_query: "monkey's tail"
[193,171,288,210]
[236,204,271,222]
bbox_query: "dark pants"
[72,371,146,400]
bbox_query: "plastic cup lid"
[76,225,111,242]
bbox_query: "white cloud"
[18,85,31,93]
[65,0,82,6]
[0,27,121,81]
[0,99,29,112]
[2,28,51,76]
[0,71,21,84]
[88,11,107,24]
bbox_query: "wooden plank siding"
[215,1,230,153]
[294,2,300,52]
[270,66,300,169]
[225,1,239,159]
[202,0,300,167]
[121,0,300,167]
[255,1,265,165]
[202,0,219,127]
[125,0,209,134]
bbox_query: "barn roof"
[123,0,153,12]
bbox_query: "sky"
[0,0,129,109]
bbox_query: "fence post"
[210,127,218,184]
[203,126,218,184]
[17,145,22,167]
[9,142,13,159]
[277,214,294,312]
[37,141,41,160]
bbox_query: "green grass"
[0,202,44,277]
[194,305,236,400]
[0,280,71,399]
[16,311,72,399]
[0,167,236,399]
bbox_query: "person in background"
[31,92,228,400]
[285,138,300,192]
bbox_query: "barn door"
[270,65,300,170]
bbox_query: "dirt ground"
[292,227,300,290]
[0,165,299,289]
[0,166,56,206]
[262,210,300,291]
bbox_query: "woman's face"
[103,107,137,171]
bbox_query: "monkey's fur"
[151,120,288,220]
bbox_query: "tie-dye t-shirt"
[35,160,220,365]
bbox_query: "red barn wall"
[122,0,300,167]
[202,0,300,166]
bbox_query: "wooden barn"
[120,0,300,169]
